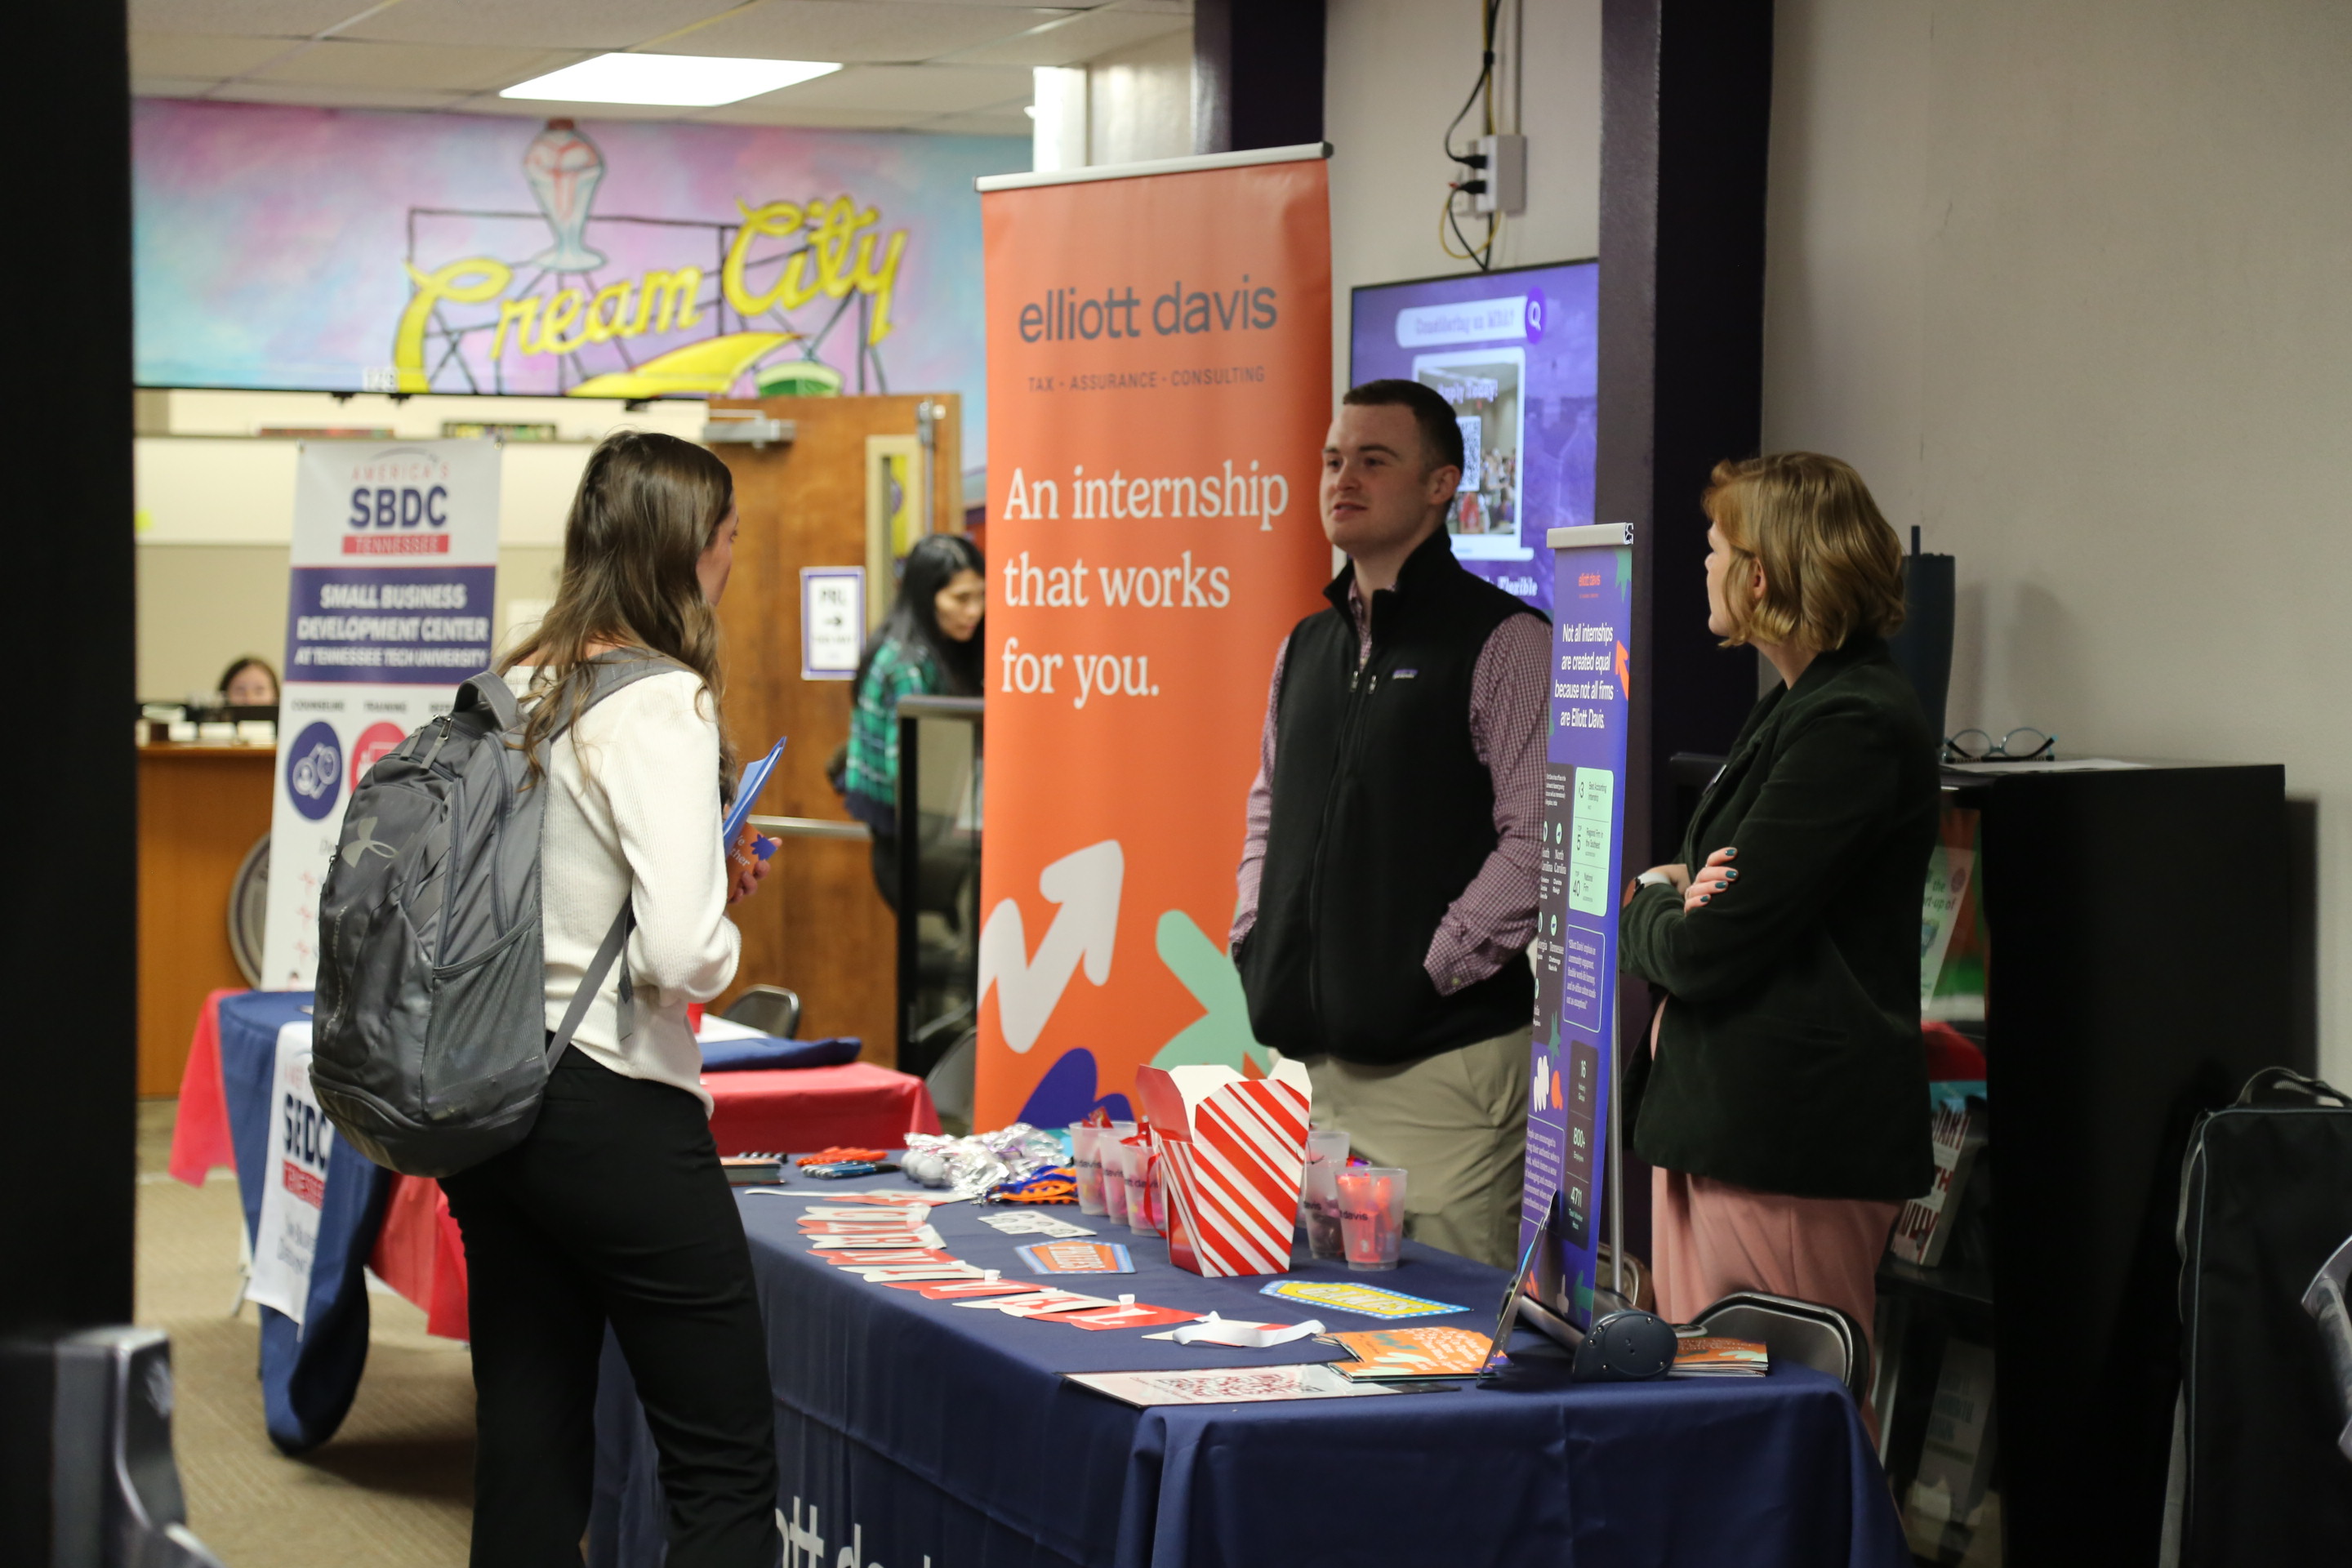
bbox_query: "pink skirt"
[1650,1165,1900,1340]
[1642,1004,1900,1441]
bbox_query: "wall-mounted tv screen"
[1348,261,1597,617]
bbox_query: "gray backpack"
[310,653,678,1178]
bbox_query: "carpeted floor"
[137,1099,476,1568]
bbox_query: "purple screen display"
[1347,262,1598,619]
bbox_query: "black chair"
[722,985,801,1040]
[924,1027,978,1135]
[1693,1291,1871,1401]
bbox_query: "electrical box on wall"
[1475,134,1526,216]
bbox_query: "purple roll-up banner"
[1521,523,1635,1331]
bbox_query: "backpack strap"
[547,904,635,1063]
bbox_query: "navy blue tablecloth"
[215,990,393,1454]
[590,1169,1909,1568]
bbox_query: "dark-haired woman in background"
[1619,452,1936,1423]
[843,532,985,908]
[218,655,278,707]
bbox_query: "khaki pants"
[1291,1028,1531,1268]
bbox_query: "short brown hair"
[1343,379,1466,475]
[1703,452,1906,651]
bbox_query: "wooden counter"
[139,745,272,1097]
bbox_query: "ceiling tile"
[681,3,1071,64]
[132,79,236,99]
[208,81,480,110]
[911,108,1036,137]
[446,94,733,122]
[688,103,928,130]
[339,0,750,51]
[127,0,377,37]
[131,33,305,78]
[251,39,586,91]
[942,7,1187,65]
[743,62,1038,112]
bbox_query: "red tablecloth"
[172,994,941,1340]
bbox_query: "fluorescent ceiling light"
[502,54,840,108]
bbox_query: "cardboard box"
[1134,1062,1312,1277]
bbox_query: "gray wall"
[139,545,565,701]
[1762,0,2352,1078]
[1325,0,1601,400]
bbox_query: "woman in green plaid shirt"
[844,533,986,906]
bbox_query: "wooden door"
[708,394,963,1066]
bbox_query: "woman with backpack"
[447,430,777,1566]
[840,532,985,908]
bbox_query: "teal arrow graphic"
[1149,909,1273,1074]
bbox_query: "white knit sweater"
[507,667,741,1114]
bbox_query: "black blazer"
[1619,635,1939,1201]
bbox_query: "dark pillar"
[1597,0,1775,1275]
[0,5,136,1561]
[1192,0,1326,154]
[1598,0,1776,871]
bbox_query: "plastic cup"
[1336,1167,1407,1271]
[1302,1129,1351,1261]
[1070,1124,1107,1214]
[1120,1137,1160,1236]
[1100,1122,1134,1223]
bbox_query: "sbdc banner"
[973,149,1333,1129]
[259,439,501,988]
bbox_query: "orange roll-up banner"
[973,148,1333,1130]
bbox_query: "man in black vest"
[1232,379,1548,1267]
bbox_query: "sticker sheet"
[1258,1280,1471,1321]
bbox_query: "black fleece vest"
[1237,532,1544,1065]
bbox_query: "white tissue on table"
[1141,1312,1329,1348]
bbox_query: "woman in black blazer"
[1621,452,1937,1386]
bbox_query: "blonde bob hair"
[1704,452,1906,652]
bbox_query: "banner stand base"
[1517,1292,1585,1351]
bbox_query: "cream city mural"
[135,99,1024,434]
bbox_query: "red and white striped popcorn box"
[1134,1061,1312,1278]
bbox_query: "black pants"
[442,1050,778,1568]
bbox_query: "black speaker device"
[1570,1309,1678,1383]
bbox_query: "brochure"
[980,1213,1095,1237]
[1668,1334,1771,1378]
[721,737,788,851]
[1017,1241,1134,1275]
[807,1229,946,1250]
[884,1278,1045,1301]
[1056,1301,1200,1331]
[821,1249,957,1268]
[1326,1326,1496,1381]
[1066,1365,1401,1408]
[1259,1280,1471,1321]
[953,1290,1122,1317]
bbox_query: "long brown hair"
[500,430,737,794]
